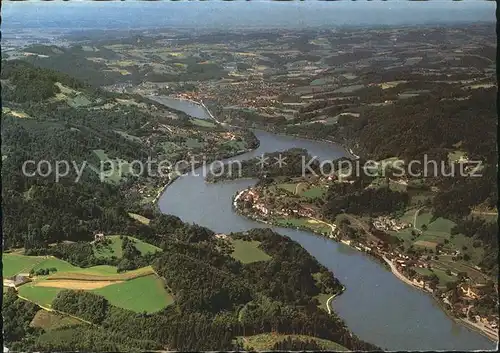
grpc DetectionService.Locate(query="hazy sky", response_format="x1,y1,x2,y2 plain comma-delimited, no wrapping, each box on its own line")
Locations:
3,0,495,31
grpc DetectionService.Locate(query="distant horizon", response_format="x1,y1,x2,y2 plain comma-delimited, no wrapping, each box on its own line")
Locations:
3,0,495,32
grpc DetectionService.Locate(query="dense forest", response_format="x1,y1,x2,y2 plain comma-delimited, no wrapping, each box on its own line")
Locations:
206,148,323,182
1,60,230,249
266,85,497,165
323,186,409,220
3,227,380,351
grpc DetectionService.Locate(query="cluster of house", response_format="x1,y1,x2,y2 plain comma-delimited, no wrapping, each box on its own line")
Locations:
92,232,106,244
3,274,31,289
235,189,268,216
235,187,499,335
202,80,287,110
221,132,237,141
372,216,411,232
236,188,318,220
173,92,198,102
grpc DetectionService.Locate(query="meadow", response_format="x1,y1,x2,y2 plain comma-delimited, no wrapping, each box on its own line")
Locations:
93,235,161,259
47,265,154,281
3,254,47,277
230,239,271,264
234,333,348,351
276,182,326,199
16,265,171,313
190,117,216,128
3,254,84,278
276,217,332,235
313,292,332,312
18,285,63,308
128,212,151,225
89,149,132,184
93,274,174,313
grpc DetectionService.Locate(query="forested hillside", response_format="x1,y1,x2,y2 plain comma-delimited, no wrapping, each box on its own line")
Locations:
1,60,252,249
4,222,379,351
2,61,377,351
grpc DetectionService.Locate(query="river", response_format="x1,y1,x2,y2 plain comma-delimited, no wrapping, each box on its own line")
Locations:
157,97,495,351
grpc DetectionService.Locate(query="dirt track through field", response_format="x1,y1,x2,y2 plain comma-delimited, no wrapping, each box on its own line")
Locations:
35,280,122,290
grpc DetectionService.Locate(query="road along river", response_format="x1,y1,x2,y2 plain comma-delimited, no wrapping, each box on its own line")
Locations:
156,98,495,351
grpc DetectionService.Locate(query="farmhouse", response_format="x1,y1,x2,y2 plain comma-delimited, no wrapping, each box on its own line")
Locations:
4,274,31,288
372,216,410,231
94,232,105,242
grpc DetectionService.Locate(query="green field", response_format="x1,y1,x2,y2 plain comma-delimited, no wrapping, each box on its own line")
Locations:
300,186,327,199
432,268,459,286
277,183,298,194
18,273,172,313
190,118,216,128
93,275,173,313
230,240,271,264
276,217,332,235
414,214,459,246
68,95,92,108
3,254,46,277
391,210,484,268
224,140,247,150
90,149,132,184
313,292,332,312
397,209,417,225
235,333,348,351
311,78,327,86
432,256,488,283
414,211,433,229
128,212,151,225
93,235,161,259
53,83,92,108
389,228,414,246
55,265,119,276
18,285,62,308
413,267,434,277
32,257,79,273
2,253,139,279
276,182,325,199
3,254,82,277
48,265,154,281
184,137,205,149
447,150,467,163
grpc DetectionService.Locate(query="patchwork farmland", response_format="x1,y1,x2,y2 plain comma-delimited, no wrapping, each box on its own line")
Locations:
3,238,172,315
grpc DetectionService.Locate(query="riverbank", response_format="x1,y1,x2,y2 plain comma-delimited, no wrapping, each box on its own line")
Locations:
233,191,498,343
153,97,496,349
232,191,392,271
251,128,360,161
382,256,498,342
327,285,346,315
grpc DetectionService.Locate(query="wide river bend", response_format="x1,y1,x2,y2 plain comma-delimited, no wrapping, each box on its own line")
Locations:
157,98,495,351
